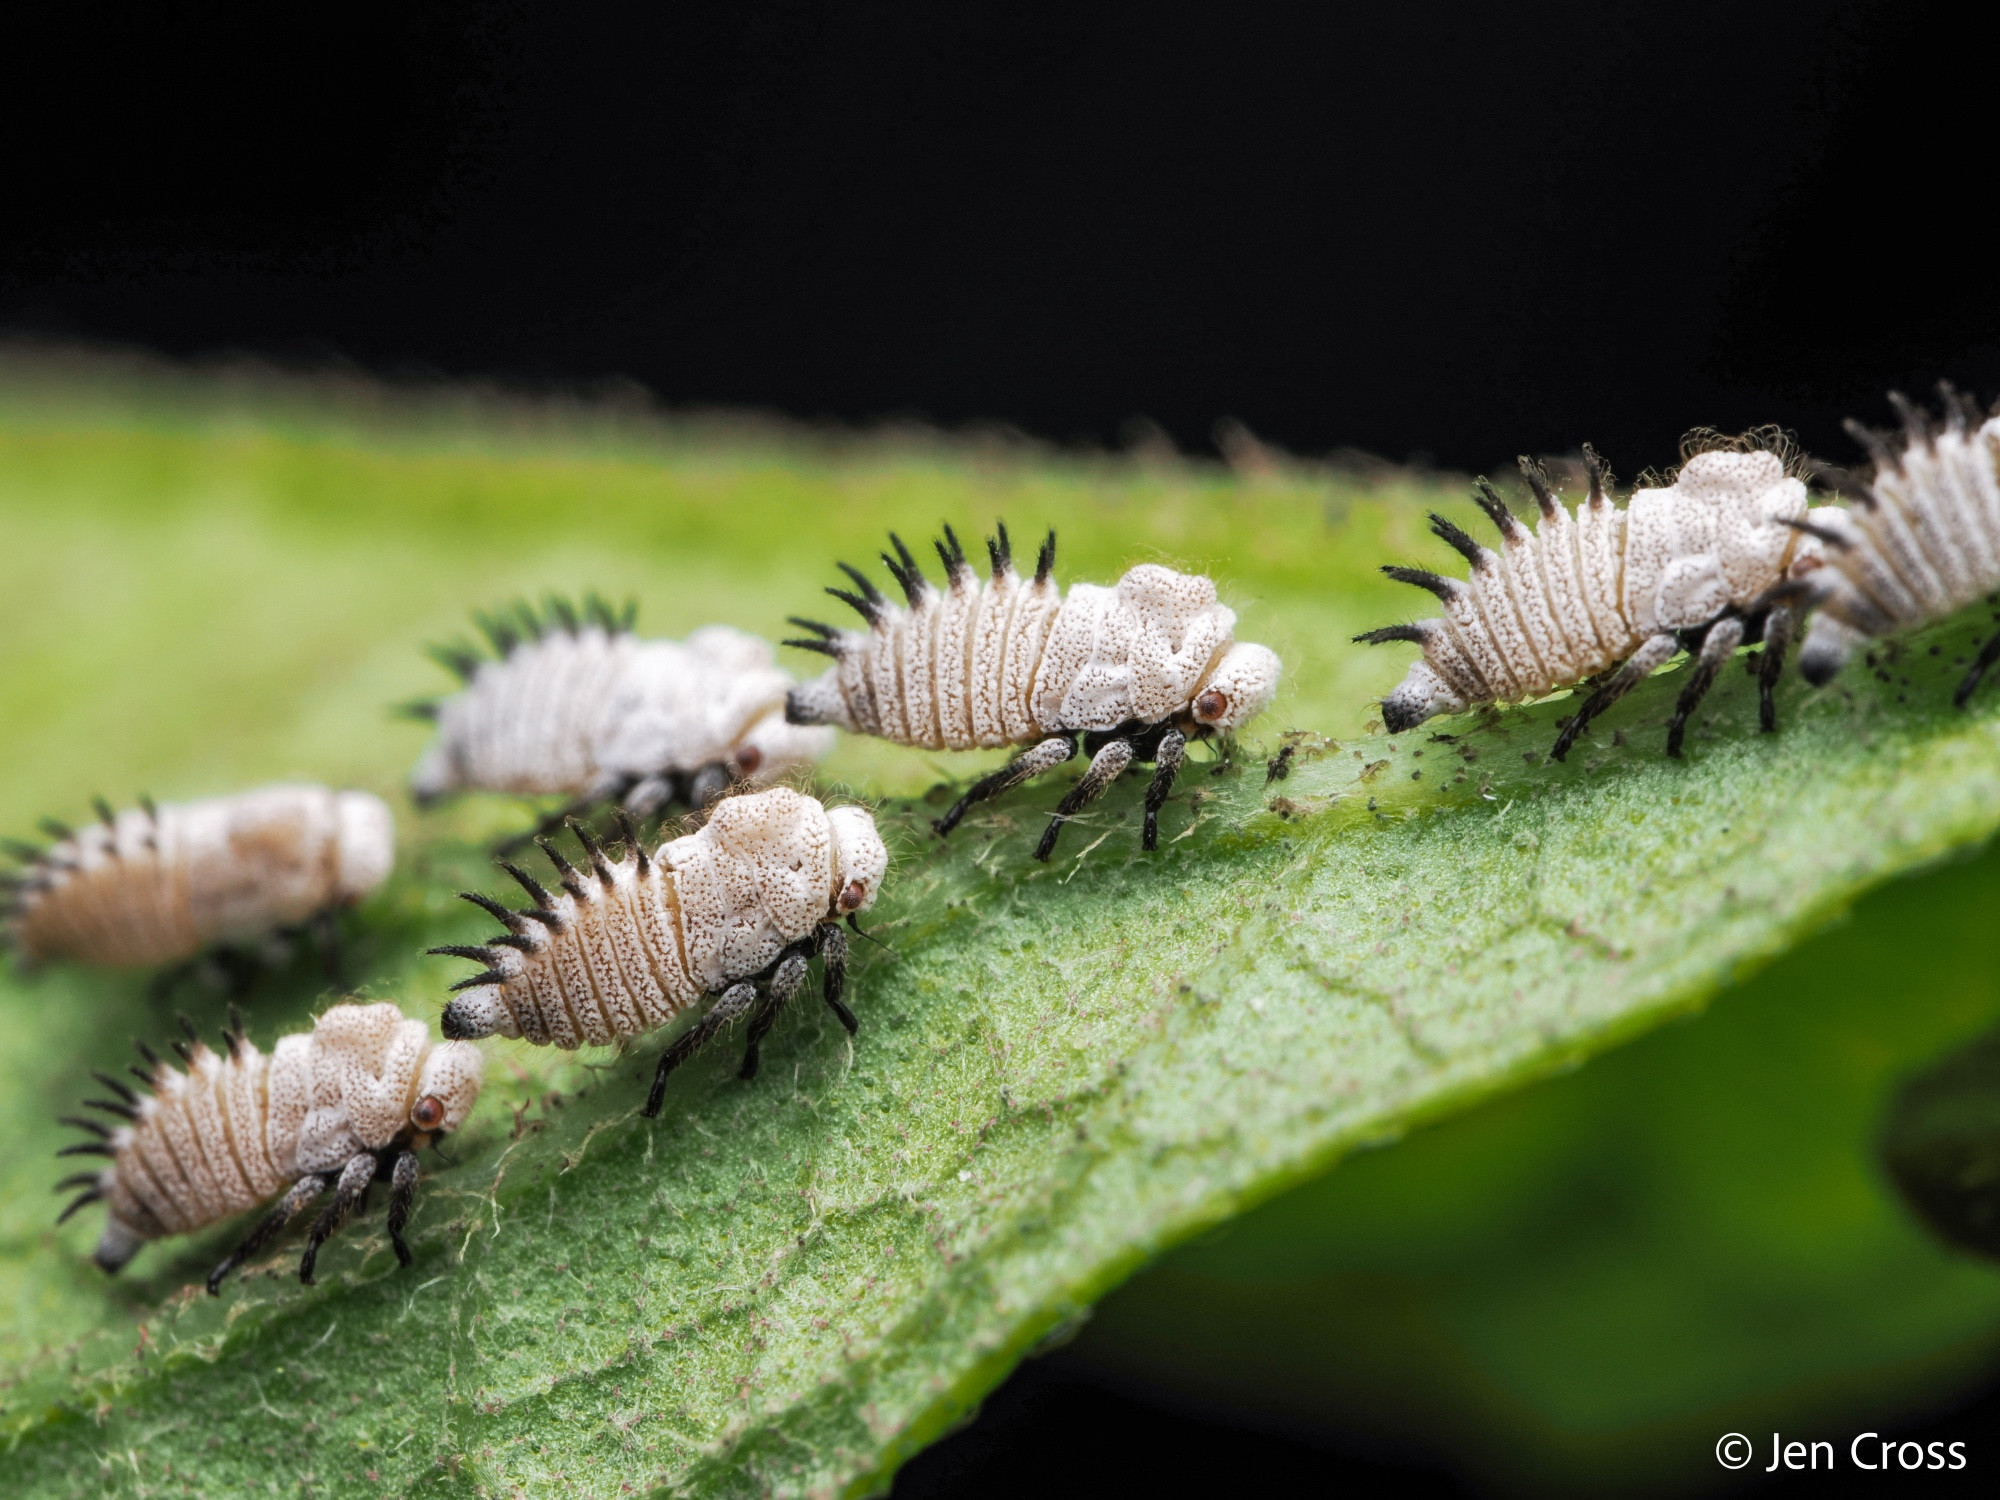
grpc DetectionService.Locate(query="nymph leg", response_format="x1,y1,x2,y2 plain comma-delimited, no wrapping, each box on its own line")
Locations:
299,1152,379,1285
1034,738,1135,862
1666,616,1746,758
1141,728,1187,852
1757,603,1796,733
737,954,811,1082
385,1149,421,1268
644,982,759,1117
206,1174,329,1294
933,736,1077,837
1956,627,2000,707
1550,632,1680,762
816,922,856,1034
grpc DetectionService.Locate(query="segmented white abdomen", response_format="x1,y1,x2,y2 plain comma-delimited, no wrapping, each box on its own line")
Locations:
1796,391,2000,691
3,785,394,967
784,526,1281,745
58,1002,483,1273
1364,445,1830,732
437,787,887,1048
408,601,833,805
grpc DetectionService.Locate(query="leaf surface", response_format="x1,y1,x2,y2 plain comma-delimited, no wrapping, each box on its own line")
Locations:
5,364,2000,1497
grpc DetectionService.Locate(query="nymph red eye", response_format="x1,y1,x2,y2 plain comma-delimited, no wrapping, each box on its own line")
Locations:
1194,689,1229,722
732,744,764,776
412,1095,446,1131
838,879,867,912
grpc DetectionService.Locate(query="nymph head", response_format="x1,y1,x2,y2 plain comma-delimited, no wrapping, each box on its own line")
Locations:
1190,643,1283,731
409,1040,485,1136
826,804,888,917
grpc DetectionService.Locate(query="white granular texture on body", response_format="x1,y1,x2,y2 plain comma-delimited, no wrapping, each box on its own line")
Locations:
1373,449,1835,731
7,785,394,966
85,1002,482,1271
789,548,1280,745
1796,399,2000,684
445,787,886,1048
410,623,833,800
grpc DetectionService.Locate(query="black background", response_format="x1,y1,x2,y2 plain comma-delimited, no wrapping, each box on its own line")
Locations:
5,2,1997,476
8,3,1998,1492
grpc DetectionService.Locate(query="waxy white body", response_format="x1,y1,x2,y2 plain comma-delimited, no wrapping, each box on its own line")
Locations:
789,555,1280,746
1376,449,1837,732
1796,399,2000,685
6,785,394,967
84,1002,482,1272
441,787,887,1048
411,622,833,803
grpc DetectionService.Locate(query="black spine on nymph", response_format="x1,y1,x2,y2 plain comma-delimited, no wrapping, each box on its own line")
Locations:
988,520,1013,579
830,562,887,626
536,837,588,901
615,809,650,877
1886,390,1933,448
473,608,521,658
428,943,497,963
567,817,618,887
138,794,158,824
1354,622,1430,646
91,1070,136,1105
1382,564,1459,602
92,797,117,832
462,888,530,933
4,838,42,866
1843,417,1898,476
500,864,556,912
427,642,483,684
936,524,968,580
1035,530,1057,584
39,818,72,842
1429,513,1486,568
1582,443,1609,501
1472,480,1526,544
1518,457,1562,520
782,616,843,659
1783,516,1853,550
1939,381,1985,432
450,967,509,992
880,534,927,606
546,595,581,634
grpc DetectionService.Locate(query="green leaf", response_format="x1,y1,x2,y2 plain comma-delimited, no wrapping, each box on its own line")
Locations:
5,362,2000,1496
1072,829,2000,1492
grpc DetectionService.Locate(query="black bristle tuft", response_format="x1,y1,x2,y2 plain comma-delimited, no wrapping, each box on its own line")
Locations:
519,907,564,930
491,933,536,952
427,643,484,683
428,944,497,963
786,616,837,639
1034,530,1056,584
58,1115,111,1139
537,836,586,899
133,1038,160,1068
170,1039,192,1066
1886,391,1932,446
1354,623,1430,645
568,817,618,886
1382,565,1458,602
393,698,442,722
497,861,553,908
1582,443,1610,498
1844,418,1898,473
460,889,527,932
2,839,42,865
548,595,580,633
56,1189,102,1225
91,1070,137,1104
1429,513,1485,567
1517,457,1560,518
84,1097,137,1121
615,809,649,876
988,520,1013,578
139,793,158,823
473,609,522,657
93,797,118,830
38,818,73,842
783,637,843,659
53,1171,102,1192
450,969,510,992
1471,479,1521,539
827,587,879,626
56,1141,116,1159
